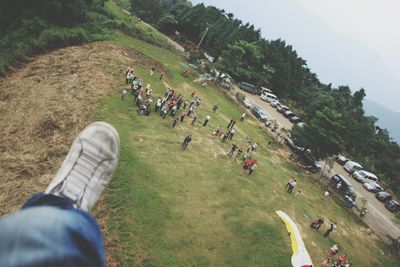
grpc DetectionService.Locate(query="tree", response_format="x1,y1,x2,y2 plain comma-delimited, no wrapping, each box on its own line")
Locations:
130,0,162,23
157,13,178,35
291,107,345,159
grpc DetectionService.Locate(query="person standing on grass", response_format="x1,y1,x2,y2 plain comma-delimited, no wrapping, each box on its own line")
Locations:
180,111,186,123
182,134,192,150
235,148,243,160
160,71,165,80
240,113,246,122
287,179,296,193
248,161,257,175
230,120,236,131
228,143,238,158
221,132,229,143
191,112,198,126
228,128,236,140
150,66,155,76
286,177,295,189
227,119,234,129
172,116,179,128
212,102,218,114
323,222,337,238
155,97,162,112
161,104,169,119
125,67,131,84
243,158,252,172
251,142,258,152
203,115,211,127
121,89,127,100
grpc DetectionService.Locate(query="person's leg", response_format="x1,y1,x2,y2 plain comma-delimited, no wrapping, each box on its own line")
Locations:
0,205,104,267
0,122,119,267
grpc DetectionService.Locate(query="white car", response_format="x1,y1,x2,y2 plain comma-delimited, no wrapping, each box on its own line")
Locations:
242,98,253,109
363,182,383,193
270,100,280,107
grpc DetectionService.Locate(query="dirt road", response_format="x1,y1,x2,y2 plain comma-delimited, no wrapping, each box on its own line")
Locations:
236,86,400,244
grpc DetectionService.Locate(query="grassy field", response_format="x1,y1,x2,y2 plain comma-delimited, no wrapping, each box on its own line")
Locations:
91,31,398,266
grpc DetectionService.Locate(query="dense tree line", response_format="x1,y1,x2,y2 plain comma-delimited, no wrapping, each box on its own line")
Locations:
130,0,400,197
0,0,104,31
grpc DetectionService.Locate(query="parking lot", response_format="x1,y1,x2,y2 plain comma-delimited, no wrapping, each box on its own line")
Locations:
235,85,400,243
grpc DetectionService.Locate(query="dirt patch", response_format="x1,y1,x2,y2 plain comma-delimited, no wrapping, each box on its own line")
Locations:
0,41,157,216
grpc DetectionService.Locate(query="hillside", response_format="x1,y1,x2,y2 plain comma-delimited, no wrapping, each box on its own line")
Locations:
1,1,400,266
364,99,400,144
1,33,398,265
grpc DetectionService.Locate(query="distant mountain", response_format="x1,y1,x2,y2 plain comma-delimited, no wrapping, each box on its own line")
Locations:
364,99,400,144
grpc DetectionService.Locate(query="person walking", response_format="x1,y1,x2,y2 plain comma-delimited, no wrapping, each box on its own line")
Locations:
323,222,337,238
159,71,165,80
228,143,238,158
150,66,155,76
240,113,246,122
203,115,211,127
182,134,192,150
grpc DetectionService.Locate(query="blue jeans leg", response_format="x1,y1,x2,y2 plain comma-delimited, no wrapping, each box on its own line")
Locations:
0,193,105,267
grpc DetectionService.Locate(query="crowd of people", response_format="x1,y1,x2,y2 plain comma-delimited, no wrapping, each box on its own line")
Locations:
123,66,355,266
122,66,261,176
322,244,353,266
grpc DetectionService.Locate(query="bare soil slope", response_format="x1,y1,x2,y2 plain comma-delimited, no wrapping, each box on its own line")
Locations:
0,41,154,215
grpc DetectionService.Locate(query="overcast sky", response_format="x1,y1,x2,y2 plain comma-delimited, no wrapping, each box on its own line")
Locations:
191,0,400,112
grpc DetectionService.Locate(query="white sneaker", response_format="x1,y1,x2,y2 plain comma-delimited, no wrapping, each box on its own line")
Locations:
45,122,120,212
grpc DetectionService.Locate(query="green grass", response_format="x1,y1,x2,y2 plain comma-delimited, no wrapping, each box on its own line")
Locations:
94,33,399,266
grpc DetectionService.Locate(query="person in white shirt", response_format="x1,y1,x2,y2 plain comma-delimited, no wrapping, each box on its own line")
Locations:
203,115,211,127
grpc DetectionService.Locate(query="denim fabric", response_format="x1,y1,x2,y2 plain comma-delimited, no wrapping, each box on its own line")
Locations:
0,193,105,267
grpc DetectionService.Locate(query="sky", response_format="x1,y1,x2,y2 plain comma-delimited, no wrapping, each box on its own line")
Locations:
191,0,400,113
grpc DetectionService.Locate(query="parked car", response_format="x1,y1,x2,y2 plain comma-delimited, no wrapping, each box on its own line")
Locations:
241,97,253,109
283,110,296,118
260,86,272,94
260,92,278,103
375,191,392,203
290,116,302,123
385,200,400,212
277,104,289,113
329,174,357,201
363,182,383,193
343,160,363,173
336,155,349,165
270,100,280,108
353,170,378,183
251,106,268,122
238,82,258,94
283,136,303,153
300,149,321,173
